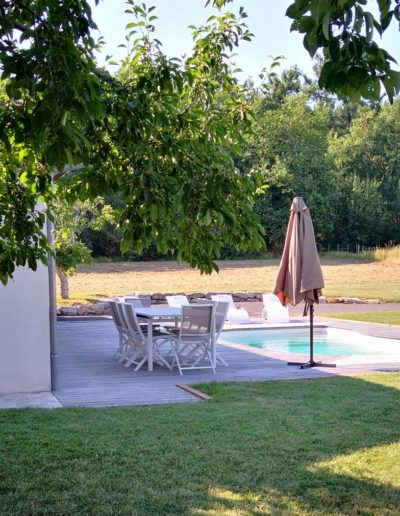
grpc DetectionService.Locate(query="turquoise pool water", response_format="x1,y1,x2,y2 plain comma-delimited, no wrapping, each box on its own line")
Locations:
221,328,400,356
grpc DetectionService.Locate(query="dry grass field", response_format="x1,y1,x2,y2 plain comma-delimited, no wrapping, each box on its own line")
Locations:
57,259,400,304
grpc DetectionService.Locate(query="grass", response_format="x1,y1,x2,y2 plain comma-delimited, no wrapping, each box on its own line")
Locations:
1,373,400,514
323,311,400,326
371,245,400,264
57,258,400,304
321,246,400,265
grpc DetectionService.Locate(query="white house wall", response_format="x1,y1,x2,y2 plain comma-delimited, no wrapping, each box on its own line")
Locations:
0,263,51,394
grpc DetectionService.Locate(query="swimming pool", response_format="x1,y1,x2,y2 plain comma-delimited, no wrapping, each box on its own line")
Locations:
221,327,400,356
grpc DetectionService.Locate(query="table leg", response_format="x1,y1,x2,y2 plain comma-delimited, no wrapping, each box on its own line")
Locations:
147,319,153,372
211,317,216,368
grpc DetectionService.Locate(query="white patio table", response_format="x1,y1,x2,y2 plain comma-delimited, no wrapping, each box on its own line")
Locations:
135,307,180,372
135,306,216,372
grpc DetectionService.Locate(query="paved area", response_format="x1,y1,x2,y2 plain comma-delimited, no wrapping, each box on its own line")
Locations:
1,302,399,409
0,391,62,409
239,301,400,318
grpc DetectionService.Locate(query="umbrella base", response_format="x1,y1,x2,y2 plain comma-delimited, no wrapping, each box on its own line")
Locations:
288,360,336,369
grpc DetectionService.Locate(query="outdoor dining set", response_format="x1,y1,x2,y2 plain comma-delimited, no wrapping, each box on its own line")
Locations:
109,296,231,375
109,289,294,375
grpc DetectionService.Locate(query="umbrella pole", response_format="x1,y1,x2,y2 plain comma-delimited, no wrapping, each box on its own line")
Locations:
310,303,314,363
288,302,336,369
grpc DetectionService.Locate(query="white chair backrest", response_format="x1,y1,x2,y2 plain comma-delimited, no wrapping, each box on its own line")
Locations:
194,299,228,338
109,301,124,330
115,302,130,333
180,304,214,337
193,298,215,305
211,294,236,310
119,296,151,307
166,295,190,308
121,303,146,342
214,301,229,337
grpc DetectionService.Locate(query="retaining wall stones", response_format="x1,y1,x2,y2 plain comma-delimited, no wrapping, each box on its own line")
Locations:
57,292,383,316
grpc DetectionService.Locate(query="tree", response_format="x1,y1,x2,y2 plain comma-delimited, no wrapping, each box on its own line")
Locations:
260,65,312,106
239,93,336,250
0,0,103,283
328,100,400,244
0,1,265,284
53,195,115,299
285,0,400,102
70,4,265,273
210,0,400,102
329,172,389,245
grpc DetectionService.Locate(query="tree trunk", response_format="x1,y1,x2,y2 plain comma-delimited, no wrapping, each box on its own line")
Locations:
57,267,70,299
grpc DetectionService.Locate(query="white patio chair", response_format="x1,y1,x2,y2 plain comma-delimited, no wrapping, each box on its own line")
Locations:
194,299,229,366
118,295,151,307
165,295,190,308
109,301,130,361
262,293,290,323
169,304,215,375
211,294,251,324
121,303,172,371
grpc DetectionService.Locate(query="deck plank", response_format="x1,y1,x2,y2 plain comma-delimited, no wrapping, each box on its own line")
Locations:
53,319,400,408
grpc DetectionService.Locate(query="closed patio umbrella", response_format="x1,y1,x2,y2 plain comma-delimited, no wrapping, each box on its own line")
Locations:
274,197,335,369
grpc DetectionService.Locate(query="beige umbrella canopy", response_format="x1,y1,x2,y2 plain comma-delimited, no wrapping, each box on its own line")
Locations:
273,197,335,369
274,196,324,307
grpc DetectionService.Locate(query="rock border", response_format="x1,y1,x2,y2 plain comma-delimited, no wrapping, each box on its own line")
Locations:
57,292,384,316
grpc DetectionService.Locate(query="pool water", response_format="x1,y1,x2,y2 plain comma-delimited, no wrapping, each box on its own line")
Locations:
221,327,400,356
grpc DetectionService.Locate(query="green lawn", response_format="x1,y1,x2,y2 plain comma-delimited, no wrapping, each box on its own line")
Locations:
323,311,400,326
1,374,400,514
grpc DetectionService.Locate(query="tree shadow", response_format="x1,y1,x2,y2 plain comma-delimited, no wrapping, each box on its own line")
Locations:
170,374,400,514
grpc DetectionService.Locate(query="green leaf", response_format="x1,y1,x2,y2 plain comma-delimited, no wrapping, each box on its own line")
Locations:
328,38,341,63
322,9,331,40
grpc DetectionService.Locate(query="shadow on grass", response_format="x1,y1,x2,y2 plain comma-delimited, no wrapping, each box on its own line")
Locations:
1,374,400,514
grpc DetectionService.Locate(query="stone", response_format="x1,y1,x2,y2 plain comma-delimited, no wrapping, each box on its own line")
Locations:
77,304,88,316
233,292,248,300
93,302,110,315
59,306,78,316
83,303,96,314
151,293,166,300
338,297,363,304
188,292,205,300
246,292,257,300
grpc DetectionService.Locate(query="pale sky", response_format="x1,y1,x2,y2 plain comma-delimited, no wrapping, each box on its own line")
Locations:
89,0,400,82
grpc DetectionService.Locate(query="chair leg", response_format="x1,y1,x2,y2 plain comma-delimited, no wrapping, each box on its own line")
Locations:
133,353,149,371
114,334,127,360
170,342,183,375
124,347,145,368
216,352,228,367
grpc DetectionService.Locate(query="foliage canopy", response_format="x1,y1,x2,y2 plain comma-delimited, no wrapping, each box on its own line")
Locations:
211,0,400,102
0,0,265,284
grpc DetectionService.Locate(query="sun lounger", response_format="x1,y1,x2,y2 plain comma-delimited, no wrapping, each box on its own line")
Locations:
211,294,251,324
262,293,290,323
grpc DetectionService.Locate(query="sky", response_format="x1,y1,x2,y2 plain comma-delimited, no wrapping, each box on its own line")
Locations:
89,0,400,82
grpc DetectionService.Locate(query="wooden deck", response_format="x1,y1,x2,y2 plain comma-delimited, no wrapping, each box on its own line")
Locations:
53,318,400,408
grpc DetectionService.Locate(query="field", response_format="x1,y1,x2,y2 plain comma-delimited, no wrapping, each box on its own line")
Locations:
58,258,400,304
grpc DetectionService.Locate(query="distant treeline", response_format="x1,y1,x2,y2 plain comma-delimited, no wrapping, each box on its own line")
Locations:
81,66,400,260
